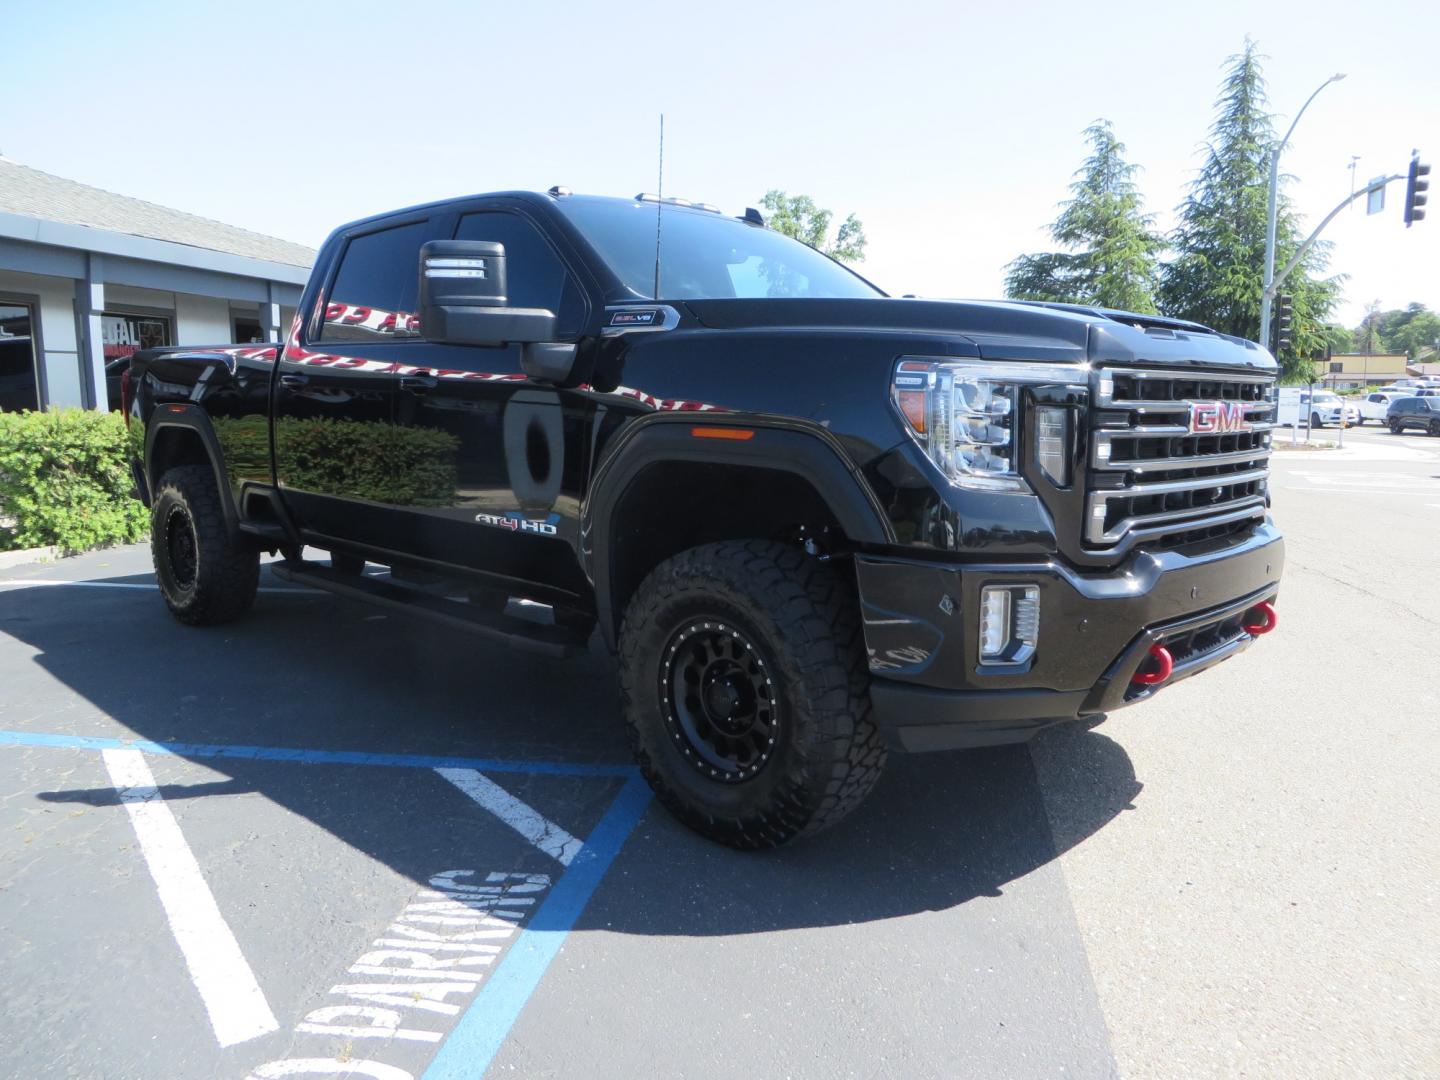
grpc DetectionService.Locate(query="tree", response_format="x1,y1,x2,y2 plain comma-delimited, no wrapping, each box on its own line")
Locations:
1356,300,1384,353
1004,120,1165,312
1354,302,1440,358
759,191,867,263
1158,40,1344,379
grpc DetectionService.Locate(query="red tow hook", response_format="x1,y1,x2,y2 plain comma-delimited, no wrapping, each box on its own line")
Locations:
1131,643,1174,687
1243,601,1278,636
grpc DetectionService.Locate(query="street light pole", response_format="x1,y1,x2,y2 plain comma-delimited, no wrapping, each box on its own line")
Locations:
1260,73,1347,351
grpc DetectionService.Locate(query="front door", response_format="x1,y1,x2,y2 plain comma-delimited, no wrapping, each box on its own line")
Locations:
386,207,595,599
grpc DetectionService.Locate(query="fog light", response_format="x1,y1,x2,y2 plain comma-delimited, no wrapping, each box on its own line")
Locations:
979,585,1040,664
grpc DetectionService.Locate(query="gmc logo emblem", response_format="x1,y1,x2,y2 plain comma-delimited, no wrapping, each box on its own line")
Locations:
1188,401,1251,434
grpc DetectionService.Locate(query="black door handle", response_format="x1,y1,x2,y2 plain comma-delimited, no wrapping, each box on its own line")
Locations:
279,374,309,388
399,375,439,392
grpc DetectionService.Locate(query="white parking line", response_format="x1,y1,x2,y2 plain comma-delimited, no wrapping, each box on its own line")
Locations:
101,748,279,1047
435,768,583,866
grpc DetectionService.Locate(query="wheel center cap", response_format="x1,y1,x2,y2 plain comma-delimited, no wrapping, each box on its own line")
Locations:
706,677,741,718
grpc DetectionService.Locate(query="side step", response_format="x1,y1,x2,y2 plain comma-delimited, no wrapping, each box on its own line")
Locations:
269,561,588,659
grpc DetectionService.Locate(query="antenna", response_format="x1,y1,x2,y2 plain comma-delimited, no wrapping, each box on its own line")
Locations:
652,113,664,300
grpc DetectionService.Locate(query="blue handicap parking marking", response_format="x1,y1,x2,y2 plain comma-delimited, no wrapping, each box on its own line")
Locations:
0,728,651,1080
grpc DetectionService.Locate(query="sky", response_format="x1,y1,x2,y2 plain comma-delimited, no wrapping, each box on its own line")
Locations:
2,0,1436,329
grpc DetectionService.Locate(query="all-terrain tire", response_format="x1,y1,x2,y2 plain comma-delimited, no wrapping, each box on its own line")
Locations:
151,464,259,626
618,540,887,849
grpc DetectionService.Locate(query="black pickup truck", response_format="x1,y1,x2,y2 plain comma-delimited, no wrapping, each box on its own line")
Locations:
125,189,1283,848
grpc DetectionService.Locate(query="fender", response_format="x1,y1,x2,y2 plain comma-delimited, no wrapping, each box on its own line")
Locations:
144,404,241,541
582,414,896,646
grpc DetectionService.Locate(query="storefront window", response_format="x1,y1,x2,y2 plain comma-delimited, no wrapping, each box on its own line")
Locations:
0,303,39,413
101,312,171,360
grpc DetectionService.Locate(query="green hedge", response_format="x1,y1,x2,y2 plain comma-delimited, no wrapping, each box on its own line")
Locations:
263,417,459,506
0,409,149,553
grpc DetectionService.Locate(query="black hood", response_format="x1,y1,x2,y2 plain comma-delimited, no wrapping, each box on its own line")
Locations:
682,297,1276,373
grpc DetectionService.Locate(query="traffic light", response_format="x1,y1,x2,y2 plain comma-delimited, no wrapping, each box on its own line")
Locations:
1273,293,1294,353
1405,154,1430,227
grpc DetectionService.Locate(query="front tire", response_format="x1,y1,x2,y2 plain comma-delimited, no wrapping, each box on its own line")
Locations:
1389,419,1404,434
618,540,886,849
151,464,259,625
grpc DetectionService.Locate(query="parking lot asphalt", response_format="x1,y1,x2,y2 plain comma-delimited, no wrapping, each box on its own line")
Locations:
1,549,1114,1079
1,423,1436,1079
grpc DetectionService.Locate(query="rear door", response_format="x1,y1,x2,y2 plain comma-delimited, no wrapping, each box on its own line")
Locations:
273,212,457,554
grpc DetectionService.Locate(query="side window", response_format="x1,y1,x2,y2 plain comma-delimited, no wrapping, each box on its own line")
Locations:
454,212,586,336
320,219,444,342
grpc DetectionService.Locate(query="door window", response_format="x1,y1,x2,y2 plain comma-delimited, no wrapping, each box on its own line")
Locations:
454,212,586,336
321,218,445,342
0,302,38,413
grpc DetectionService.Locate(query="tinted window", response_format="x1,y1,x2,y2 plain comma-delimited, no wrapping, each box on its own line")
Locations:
322,219,444,342
455,212,586,336
556,198,883,301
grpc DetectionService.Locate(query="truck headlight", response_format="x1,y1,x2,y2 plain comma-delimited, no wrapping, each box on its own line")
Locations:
892,359,1083,492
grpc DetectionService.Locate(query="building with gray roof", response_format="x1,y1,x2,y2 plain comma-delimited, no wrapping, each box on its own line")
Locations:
0,156,314,412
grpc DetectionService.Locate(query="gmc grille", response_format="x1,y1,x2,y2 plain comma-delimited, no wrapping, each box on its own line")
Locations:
1086,367,1274,549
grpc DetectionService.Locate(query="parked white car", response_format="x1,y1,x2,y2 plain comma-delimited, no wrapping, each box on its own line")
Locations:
1276,388,1361,428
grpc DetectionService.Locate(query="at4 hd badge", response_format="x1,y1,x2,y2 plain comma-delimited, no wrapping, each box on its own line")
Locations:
475,511,561,537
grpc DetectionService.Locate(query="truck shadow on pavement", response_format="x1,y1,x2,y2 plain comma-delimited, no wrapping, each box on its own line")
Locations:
6,571,1143,934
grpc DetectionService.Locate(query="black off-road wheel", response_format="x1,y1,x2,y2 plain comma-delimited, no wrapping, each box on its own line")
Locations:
1389,418,1404,434
1429,419,1440,438
618,540,887,849
150,465,259,626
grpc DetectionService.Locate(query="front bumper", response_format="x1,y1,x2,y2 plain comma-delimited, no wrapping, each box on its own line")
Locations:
857,522,1284,751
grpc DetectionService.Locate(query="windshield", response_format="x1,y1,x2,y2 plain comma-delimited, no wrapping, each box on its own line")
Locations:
1311,393,1342,404
556,199,884,301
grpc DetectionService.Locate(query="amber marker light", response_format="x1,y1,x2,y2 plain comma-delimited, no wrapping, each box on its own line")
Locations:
895,389,927,433
691,427,755,441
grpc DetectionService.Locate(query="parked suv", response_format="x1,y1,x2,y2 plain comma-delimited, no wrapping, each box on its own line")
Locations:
1387,396,1440,435
124,189,1284,848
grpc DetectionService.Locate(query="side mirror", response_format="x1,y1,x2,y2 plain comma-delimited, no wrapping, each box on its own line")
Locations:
417,240,578,384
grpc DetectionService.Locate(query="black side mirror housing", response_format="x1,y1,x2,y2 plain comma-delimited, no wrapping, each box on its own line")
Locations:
417,239,578,383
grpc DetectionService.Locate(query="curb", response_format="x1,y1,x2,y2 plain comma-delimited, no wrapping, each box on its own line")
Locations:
0,545,62,570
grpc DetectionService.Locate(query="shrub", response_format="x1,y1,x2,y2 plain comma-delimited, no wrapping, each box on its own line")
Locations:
0,409,149,553
261,417,459,506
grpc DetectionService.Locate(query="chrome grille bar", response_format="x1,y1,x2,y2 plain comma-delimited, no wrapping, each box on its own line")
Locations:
1086,365,1275,547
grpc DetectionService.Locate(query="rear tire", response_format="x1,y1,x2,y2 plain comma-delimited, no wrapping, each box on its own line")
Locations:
1429,420,1440,438
1311,411,1323,428
150,465,259,626
617,540,886,849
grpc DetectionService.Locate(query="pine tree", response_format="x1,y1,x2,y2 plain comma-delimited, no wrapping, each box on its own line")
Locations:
1158,40,1343,377
1004,121,1165,313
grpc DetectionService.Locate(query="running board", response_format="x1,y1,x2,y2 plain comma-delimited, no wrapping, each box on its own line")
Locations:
269,561,587,659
